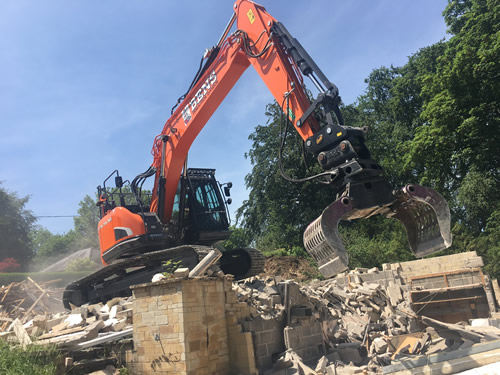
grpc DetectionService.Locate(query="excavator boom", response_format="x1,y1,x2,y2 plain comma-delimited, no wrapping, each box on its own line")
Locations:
146,0,451,277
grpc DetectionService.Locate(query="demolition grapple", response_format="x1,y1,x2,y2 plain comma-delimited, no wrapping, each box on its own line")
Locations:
304,171,451,278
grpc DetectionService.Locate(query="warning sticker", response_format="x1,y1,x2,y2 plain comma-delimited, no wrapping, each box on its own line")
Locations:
247,8,255,24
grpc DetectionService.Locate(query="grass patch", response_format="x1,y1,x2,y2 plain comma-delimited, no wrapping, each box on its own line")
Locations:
0,341,60,375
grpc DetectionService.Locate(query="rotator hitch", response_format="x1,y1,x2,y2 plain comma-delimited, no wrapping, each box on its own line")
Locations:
301,127,452,278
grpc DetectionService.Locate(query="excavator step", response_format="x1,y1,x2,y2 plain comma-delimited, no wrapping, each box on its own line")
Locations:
303,184,451,278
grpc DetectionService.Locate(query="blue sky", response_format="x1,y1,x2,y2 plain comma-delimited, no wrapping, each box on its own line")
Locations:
1,0,449,234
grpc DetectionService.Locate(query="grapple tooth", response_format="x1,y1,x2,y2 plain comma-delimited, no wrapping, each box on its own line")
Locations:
390,184,452,257
303,197,351,278
303,183,452,279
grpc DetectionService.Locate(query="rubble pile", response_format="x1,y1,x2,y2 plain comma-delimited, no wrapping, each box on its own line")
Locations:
1,296,133,344
1,252,499,374
0,292,133,373
231,268,500,374
0,278,64,329
233,277,285,319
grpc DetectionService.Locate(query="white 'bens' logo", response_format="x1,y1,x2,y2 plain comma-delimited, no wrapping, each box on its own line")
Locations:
182,70,217,125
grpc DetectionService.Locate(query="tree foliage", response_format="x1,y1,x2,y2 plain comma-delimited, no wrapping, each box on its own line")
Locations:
73,194,100,249
237,103,333,253
32,229,78,260
406,0,499,222
0,182,36,269
31,194,100,262
237,0,500,276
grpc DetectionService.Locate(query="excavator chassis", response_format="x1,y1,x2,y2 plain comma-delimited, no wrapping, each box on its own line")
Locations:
63,245,265,309
304,182,451,278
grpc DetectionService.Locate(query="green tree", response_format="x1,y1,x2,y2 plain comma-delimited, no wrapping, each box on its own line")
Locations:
405,0,499,227
222,227,251,250
33,230,77,259
344,42,447,189
237,0,500,275
30,227,54,257
237,102,333,253
402,0,499,275
73,194,100,249
0,182,36,269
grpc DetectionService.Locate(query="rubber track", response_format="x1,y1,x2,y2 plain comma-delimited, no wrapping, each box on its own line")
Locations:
63,246,265,309
63,245,208,309
242,247,266,278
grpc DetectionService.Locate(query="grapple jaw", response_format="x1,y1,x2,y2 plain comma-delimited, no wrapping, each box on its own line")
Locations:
303,180,451,278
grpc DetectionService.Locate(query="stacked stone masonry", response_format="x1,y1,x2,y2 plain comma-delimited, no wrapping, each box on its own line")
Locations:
131,278,230,375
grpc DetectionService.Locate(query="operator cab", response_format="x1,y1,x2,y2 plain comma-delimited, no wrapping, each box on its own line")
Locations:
173,168,232,244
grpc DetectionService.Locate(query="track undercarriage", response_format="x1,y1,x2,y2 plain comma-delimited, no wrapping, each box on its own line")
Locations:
63,246,264,309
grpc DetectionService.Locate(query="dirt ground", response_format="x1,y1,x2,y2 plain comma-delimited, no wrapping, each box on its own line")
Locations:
262,256,321,282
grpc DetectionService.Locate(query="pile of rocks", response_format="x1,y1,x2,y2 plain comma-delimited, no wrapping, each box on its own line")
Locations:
230,268,500,374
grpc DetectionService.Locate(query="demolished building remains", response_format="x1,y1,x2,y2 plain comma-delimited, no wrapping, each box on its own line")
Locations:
1,251,500,374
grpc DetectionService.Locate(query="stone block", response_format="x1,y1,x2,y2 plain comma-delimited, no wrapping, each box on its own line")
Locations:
464,256,484,268
284,323,325,360
228,330,257,375
172,267,190,278
371,337,388,354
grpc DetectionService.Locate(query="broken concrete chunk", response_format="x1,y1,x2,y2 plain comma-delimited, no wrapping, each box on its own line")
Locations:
32,314,48,331
264,285,279,295
355,286,376,297
109,304,122,320
106,297,122,309
111,319,127,332
64,313,84,328
315,355,328,374
100,304,110,314
387,281,403,306
151,273,166,283
173,267,190,278
116,309,133,323
371,337,388,354
45,317,63,330
464,257,483,268
337,346,363,365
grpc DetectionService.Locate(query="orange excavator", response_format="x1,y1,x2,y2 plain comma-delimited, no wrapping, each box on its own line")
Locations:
63,0,451,308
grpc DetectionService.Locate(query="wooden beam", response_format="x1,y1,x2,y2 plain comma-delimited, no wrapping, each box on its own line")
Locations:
22,290,47,323
411,295,484,305
0,283,13,303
